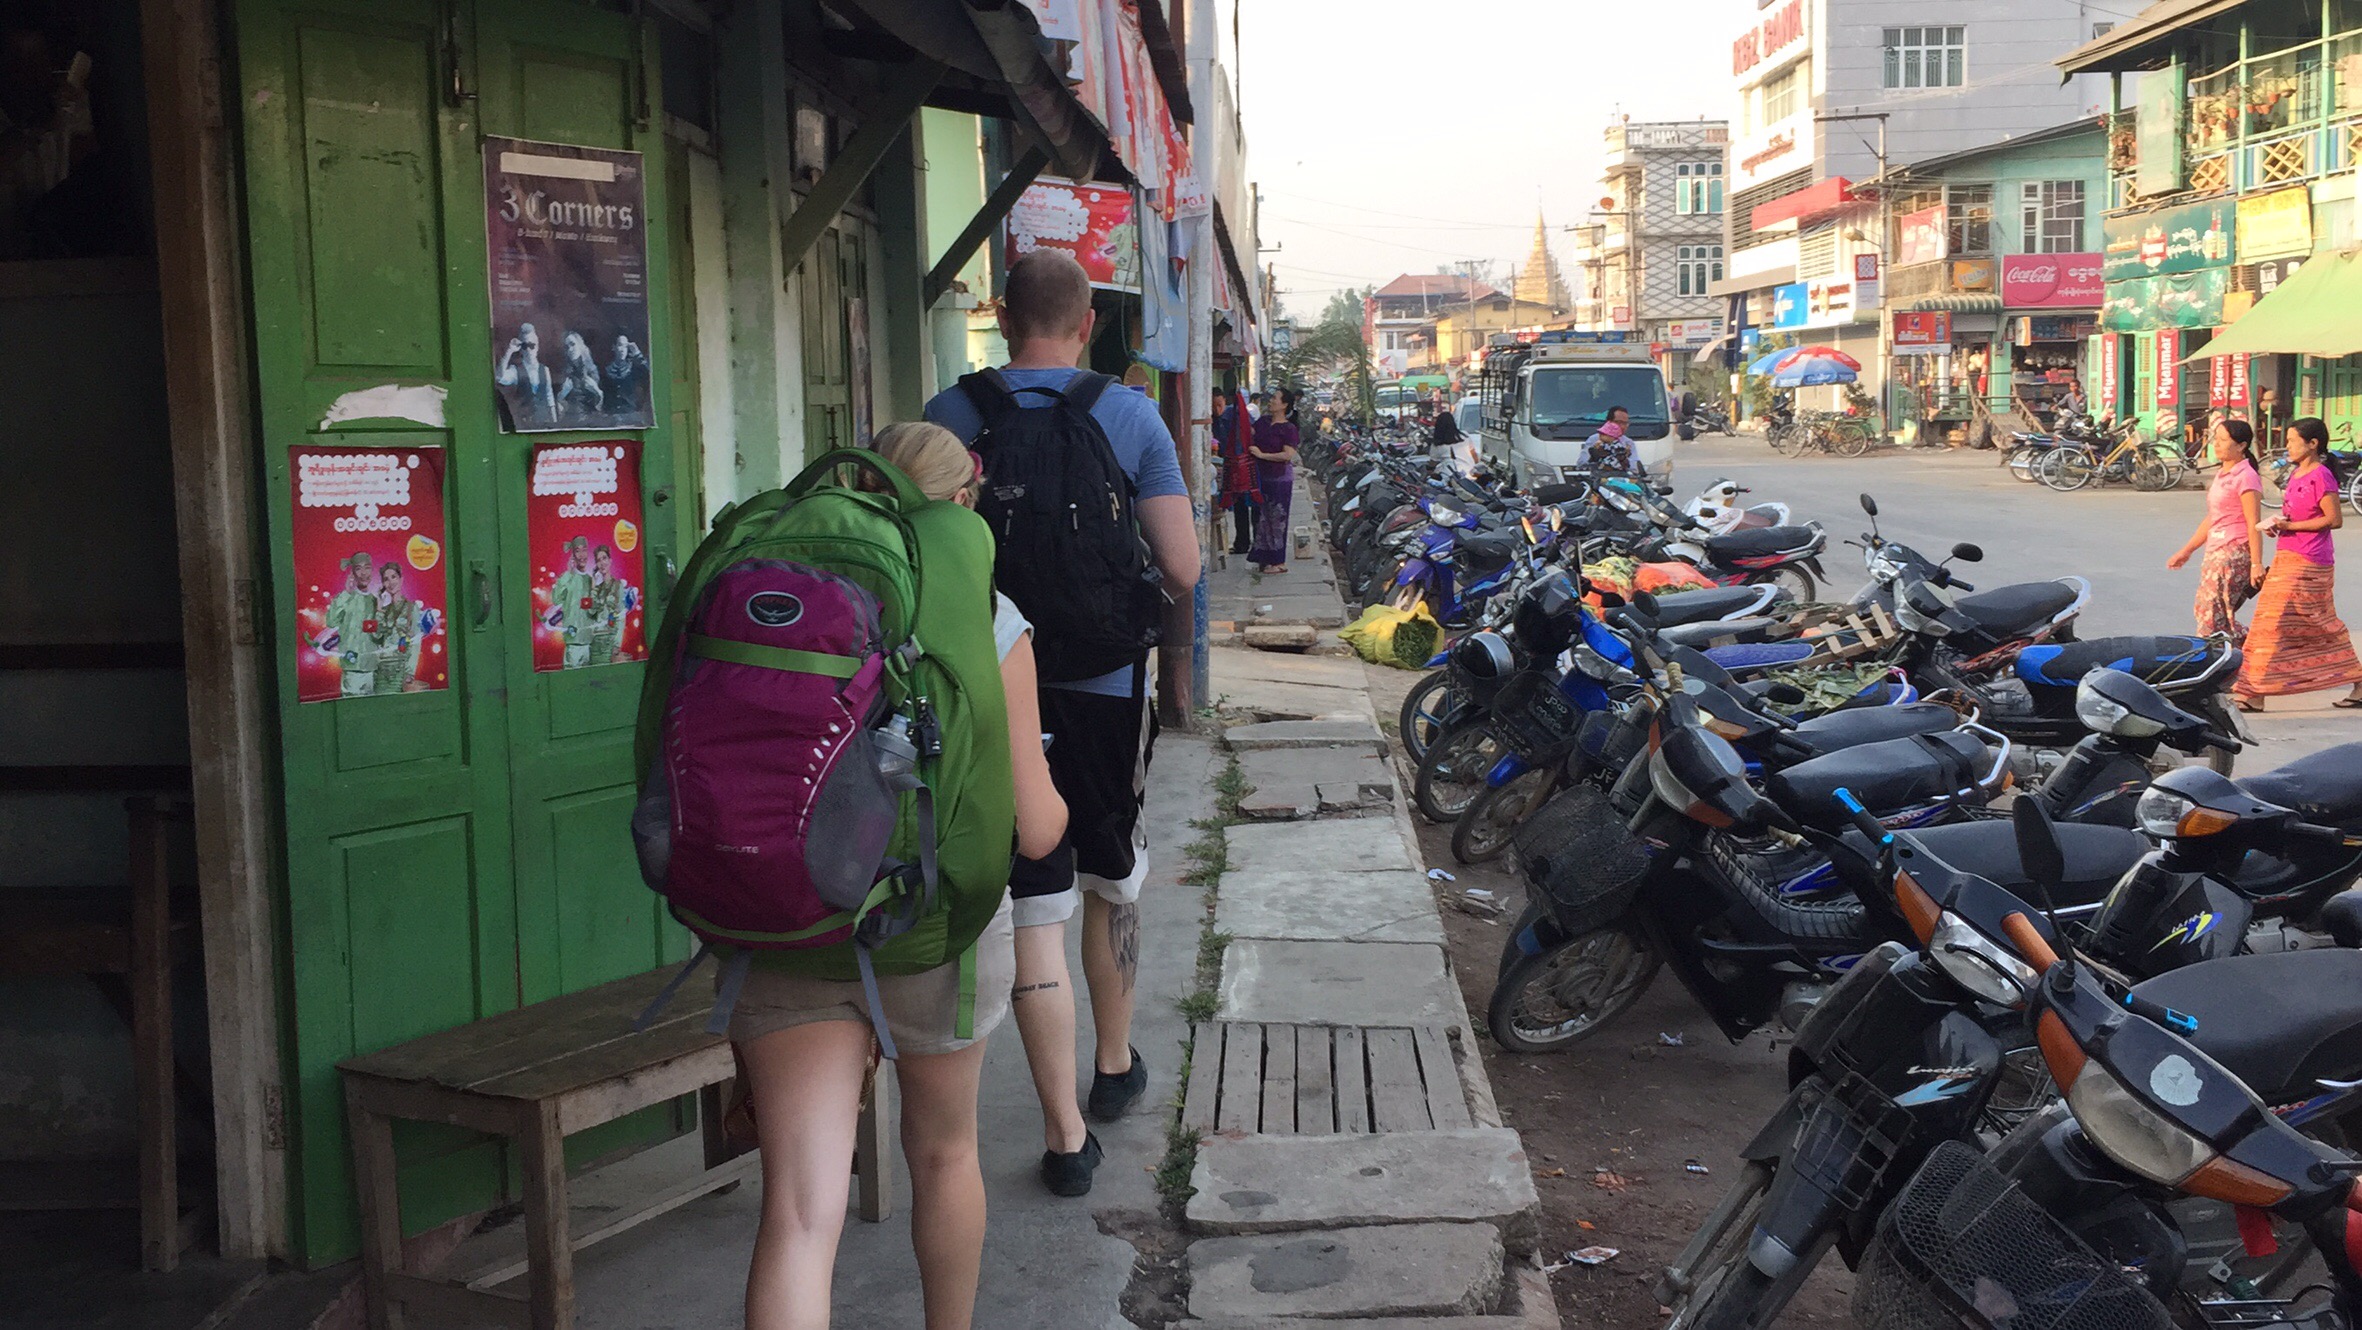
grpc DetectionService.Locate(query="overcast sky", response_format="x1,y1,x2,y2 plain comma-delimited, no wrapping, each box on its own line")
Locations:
1228,0,1758,320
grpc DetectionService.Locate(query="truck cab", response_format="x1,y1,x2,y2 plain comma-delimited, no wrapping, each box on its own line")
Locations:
1476,332,1679,488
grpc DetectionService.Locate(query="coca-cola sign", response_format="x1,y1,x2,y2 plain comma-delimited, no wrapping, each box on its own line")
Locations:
2000,252,2104,308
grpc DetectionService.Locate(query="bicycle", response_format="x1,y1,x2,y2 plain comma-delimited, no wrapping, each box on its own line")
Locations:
1768,408,1875,459
2038,419,2184,492
2261,421,2360,511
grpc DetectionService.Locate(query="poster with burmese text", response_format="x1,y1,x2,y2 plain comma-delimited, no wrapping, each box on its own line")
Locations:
289,447,450,702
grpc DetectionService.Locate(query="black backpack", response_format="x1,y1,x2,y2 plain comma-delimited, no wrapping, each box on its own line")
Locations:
958,369,1165,682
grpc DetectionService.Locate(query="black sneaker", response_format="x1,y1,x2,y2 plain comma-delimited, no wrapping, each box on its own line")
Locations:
1040,1131,1104,1197
1088,1046,1148,1121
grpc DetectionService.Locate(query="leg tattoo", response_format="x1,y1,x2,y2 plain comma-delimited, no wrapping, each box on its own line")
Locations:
1107,902,1140,995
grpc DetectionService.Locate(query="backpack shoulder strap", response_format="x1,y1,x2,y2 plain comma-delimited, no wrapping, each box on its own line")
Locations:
1060,371,1113,415
785,447,930,511
957,368,1022,431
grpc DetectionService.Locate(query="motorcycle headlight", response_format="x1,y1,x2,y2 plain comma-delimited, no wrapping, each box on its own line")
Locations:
1928,913,2039,1007
1428,502,1466,527
2075,682,2164,739
2064,1062,2216,1187
2134,786,2237,839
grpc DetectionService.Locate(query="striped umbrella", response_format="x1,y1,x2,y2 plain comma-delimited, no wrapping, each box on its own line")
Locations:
1746,345,1863,387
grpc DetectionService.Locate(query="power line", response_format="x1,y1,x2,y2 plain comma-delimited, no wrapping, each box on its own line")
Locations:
1259,186,1550,229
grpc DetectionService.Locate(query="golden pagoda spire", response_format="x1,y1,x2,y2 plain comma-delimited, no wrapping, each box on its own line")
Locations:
1515,212,1569,312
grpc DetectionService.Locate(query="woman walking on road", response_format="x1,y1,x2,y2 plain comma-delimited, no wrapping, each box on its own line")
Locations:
2168,418,2264,641
1248,387,1301,573
2234,416,2362,710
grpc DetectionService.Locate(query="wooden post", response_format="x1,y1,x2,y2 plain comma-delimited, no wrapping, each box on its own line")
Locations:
138,0,288,1260
343,1086,407,1330
128,797,177,1271
519,1102,575,1330
923,145,1050,308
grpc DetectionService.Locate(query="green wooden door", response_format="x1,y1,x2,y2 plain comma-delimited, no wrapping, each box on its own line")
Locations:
235,0,682,1264
798,223,869,461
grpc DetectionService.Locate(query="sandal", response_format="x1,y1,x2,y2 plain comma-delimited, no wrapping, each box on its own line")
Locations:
2334,694,2362,710
2235,696,2266,713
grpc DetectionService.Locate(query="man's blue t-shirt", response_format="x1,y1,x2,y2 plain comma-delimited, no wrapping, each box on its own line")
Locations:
924,367,1185,696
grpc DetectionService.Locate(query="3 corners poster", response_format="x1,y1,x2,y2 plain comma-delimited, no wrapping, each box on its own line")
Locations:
292,137,654,702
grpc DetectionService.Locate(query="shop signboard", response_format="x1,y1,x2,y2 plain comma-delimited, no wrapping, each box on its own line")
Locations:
2100,332,2121,408
2155,330,2181,407
1897,206,1947,268
2235,186,2312,262
1771,282,1809,328
1732,110,1813,191
289,447,451,702
1665,318,1724,345
2100,267,2228,331
1805,277,1856,325
526,441,649,671
1892,310,1950,354
2000,253,2104,308
2136,71,2185,199
1855,253,1880,282
2209,352,2252,407
484,137,655,433
2103,198,2235,282
2256,256,2306,295
1007,177,1141,292
1950,257,1998,292
1732,0,1808,81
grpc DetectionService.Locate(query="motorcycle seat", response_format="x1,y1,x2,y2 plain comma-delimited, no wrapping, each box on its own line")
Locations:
1954,581,2082,640
2130,949,2362,1106
1766,730,1993,829
1705,526,1818,564
1840,819,2149,911
2236,741,2362,827
2015,635,2236,690
1455,528,1522,566
1792,702,1963,756
1656,585,1780,626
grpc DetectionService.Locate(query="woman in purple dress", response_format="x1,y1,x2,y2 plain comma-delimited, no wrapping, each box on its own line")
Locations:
1248,388,1301,572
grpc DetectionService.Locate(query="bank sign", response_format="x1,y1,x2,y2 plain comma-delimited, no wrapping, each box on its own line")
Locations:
2000,253,2104,308
1733,0,1807,80
2102,199,2235,282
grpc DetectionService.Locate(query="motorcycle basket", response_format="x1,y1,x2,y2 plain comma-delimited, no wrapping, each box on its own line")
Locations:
1512,783,1652,926
1485,668,1585,765
1852,1140,2170,1330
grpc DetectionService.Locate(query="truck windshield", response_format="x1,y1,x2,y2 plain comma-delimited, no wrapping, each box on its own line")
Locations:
1528,367,1669,434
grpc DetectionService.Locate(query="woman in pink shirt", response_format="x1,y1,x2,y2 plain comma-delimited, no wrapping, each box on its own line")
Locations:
2235,416,2362,709
2167,418,2264,641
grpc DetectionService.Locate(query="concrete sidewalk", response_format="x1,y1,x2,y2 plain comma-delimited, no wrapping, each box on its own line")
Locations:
1207,473,1351,642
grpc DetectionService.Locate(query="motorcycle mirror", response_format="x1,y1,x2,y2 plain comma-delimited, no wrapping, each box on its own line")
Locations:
1765,682,1808,706
1858,494,1879,517
1655,483,1676,496
1629,589,1662,619
1950,542,1985,563
2010,797,2068,899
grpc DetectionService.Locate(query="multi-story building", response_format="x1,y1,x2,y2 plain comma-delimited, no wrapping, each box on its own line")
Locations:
2057,0,2362,441
1367,273,1499,376
1718,0,2115,415
1570,118,1731,383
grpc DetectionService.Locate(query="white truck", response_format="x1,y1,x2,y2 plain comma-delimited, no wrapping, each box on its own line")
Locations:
1475,331,1684,489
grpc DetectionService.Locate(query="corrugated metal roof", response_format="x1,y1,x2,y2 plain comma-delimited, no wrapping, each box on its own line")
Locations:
2056,0,2246,75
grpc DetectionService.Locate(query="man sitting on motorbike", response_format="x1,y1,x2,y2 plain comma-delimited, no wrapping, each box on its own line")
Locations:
1574,406,1645,477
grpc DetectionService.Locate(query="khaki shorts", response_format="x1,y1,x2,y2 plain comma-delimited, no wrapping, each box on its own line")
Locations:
726,898,1015,1057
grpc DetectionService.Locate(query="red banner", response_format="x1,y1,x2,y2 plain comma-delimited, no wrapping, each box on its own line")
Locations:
1892,310,1951,350
1897,206,1948,268
1999,253,2105,308
2155,330,2181,407
290,447,451,702
2209,352,2251,407
2100,332,2120,410
526,440,650,672
1006,177,1140,292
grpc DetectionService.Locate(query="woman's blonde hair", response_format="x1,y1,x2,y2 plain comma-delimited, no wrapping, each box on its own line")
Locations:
867,422,979,504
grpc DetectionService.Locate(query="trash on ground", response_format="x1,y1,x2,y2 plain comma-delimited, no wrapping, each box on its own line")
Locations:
1568,1246,1621,1266
1658,1031,1685,1047
1590,1169,1632,1192
1535,1166,1566,1178
1462,886,1494,899
1426,868,1456,882
1685,1160,1711,1175
1577,1219,1597,1231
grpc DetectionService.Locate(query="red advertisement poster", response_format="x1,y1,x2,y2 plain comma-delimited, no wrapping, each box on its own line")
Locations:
290,447,451,703
2100,332,2121,408
2210,352,2251,407
2155,330,2181,406
527,440,649,671
1006,177,1141,292
1999,253,2105,308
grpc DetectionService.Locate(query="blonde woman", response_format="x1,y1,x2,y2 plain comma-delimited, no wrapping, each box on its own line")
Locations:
732,422,1065,1330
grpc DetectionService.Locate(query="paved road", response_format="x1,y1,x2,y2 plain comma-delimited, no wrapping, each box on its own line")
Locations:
1672,434,2362,766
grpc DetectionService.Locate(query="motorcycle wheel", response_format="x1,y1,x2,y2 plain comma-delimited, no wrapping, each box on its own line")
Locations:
1397,670,1461,766
1767,422,1804,457
2006,445,2042,482
1452,768,1555,864
1483,925,1660,1053
2200,694,2241,776
1412,718,1502,823
1748,565,1817,603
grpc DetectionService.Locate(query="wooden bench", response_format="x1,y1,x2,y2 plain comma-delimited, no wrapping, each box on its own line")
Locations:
339,965,895,1330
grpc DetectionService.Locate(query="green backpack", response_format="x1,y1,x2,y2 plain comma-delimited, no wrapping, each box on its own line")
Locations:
631,450,1015,1052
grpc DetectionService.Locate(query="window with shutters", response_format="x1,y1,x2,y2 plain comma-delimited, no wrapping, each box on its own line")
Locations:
1947,183,1995,255
1676,162,1725,215
1677,244,1725,296
1883,26,1965,89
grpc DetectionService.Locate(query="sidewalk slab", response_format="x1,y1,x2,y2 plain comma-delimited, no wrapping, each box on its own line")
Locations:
1224,718,1387,753
1215,867,1442,945
1216,939,1459,1026
1211,648,1373,692
1225,817,1413,875
1186,1129,1541,1253
1233,750,1393,822
1186,1221,1505,1321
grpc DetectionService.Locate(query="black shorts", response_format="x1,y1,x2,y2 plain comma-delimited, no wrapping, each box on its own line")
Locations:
1010,675,1156,893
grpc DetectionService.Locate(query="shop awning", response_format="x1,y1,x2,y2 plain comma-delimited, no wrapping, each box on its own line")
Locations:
2180,250,2362,360
1750,178,1859,232
1904,293,2003,312
2056,0,2245,75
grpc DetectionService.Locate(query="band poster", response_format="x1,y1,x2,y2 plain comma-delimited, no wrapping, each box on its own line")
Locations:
484,136,654,432
527,440,648,672
290,447,451,702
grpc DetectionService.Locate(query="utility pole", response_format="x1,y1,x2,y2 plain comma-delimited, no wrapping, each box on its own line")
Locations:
1176,0,1217,724
1817,111,1889,432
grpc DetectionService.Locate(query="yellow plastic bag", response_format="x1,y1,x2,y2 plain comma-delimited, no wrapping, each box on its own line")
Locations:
1339,601,1443,670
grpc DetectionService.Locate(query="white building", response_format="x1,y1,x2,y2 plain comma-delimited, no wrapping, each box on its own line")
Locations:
1571,118,1732,383
1717,0,2115,409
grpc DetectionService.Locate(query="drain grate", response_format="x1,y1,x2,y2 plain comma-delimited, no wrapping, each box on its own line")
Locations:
1180,1022,1472,1136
